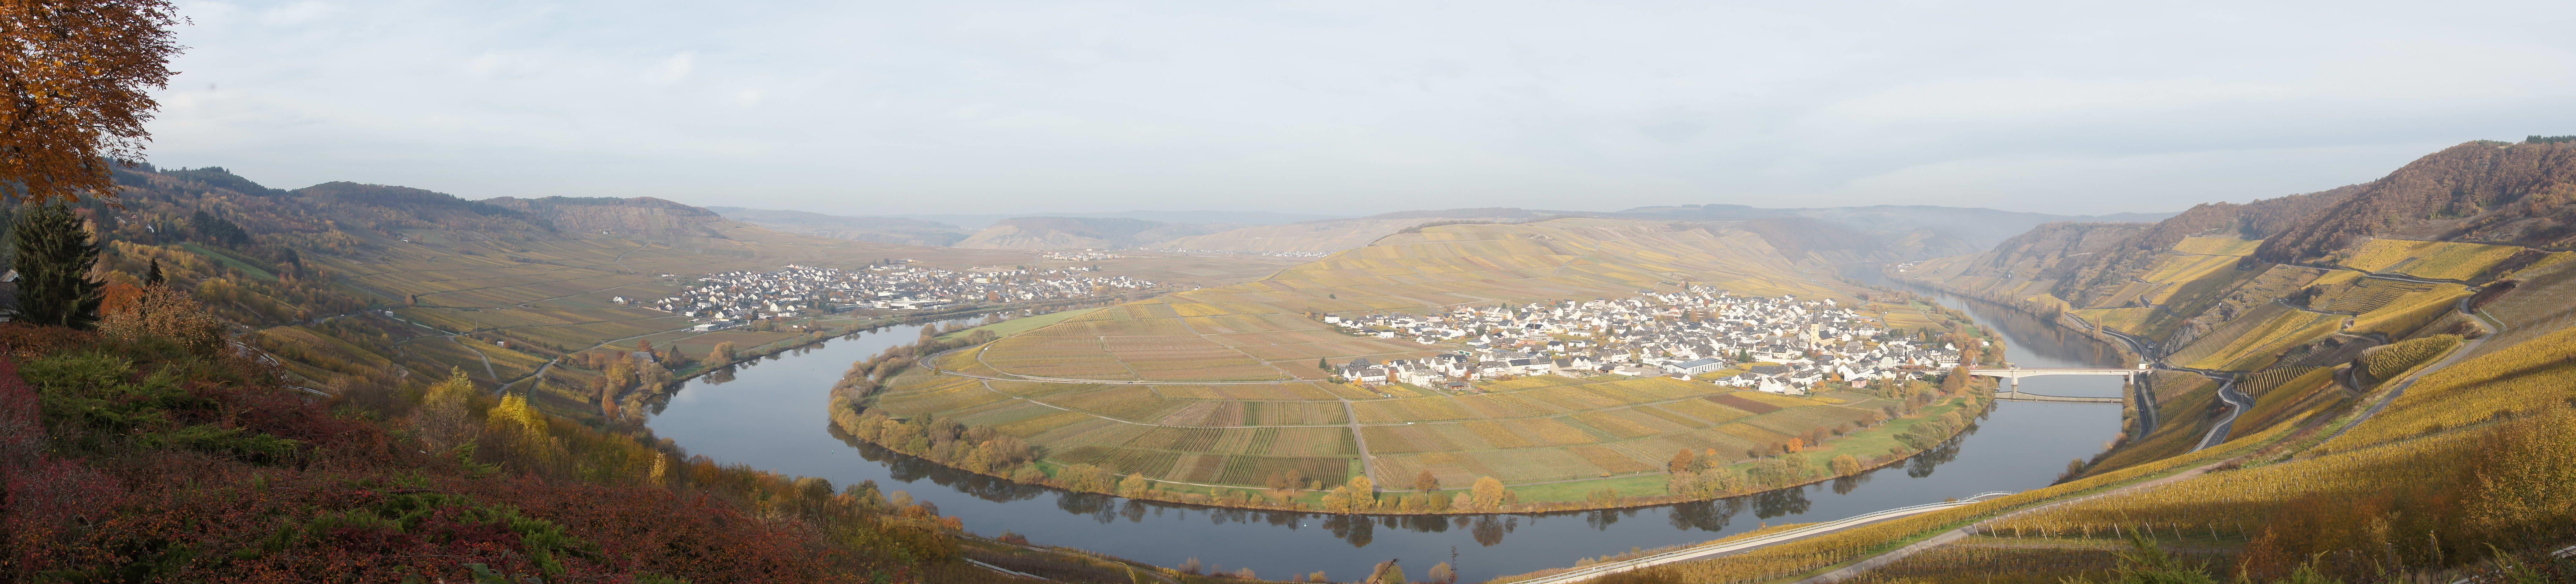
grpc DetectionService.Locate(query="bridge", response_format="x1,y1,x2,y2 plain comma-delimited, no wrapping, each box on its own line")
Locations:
1968,368,2139,404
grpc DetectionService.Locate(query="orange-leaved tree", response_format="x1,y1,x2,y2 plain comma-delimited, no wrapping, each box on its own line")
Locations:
1,0,182,203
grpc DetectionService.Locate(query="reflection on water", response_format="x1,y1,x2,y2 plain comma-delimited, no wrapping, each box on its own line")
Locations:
647,297,2130,581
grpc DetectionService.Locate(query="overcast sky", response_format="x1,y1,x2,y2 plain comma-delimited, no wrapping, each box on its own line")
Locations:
144,1,2576,216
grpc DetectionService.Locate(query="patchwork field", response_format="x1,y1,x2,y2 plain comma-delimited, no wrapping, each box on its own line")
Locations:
860,218,1933,499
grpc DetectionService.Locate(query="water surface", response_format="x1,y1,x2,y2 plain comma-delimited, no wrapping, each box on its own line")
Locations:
648,288,2127,581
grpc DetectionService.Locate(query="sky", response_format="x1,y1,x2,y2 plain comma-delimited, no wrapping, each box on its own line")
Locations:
143,0,2576,217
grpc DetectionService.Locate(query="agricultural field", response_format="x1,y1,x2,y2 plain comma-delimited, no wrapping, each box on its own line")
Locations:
2167,304,2342,372
859,218,1947,499
2170,235,2260,256
2070,307,2153,335
257,204,1306,424
2330,239,2524,281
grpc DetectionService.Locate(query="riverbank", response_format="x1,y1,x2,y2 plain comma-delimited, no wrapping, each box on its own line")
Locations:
673,297,1131,383
644,307,2124,581
1873,269,2149,366
828,330,2012,516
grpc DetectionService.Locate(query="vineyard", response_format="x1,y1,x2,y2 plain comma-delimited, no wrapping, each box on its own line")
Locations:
2311,277,2440,313
2346,284,2470,336
2167,304,2341,371
2171,236,2261,256
2323,324,2576,451
2332,239,2524,281
849,218,1993,505
2360,334,2459,380
1599,421,2296,584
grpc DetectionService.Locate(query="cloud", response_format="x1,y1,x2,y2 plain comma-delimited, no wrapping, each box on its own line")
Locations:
258,1,333,26
140,1,2576,216
651,52,693,85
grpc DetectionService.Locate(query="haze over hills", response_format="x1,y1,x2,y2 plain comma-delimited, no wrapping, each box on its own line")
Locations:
890,210,1348,230
1158,205,2179,259
719,204,2182,259
701,206,975,246
950,216,1228,250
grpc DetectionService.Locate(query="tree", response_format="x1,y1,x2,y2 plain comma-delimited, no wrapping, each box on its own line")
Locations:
1117,474,1151,498
1470,476,1509,509
1364,559,1406,584
1,0,183,203
1424,562,1456,584
709,341,737,364
13,202,101,328
1318,357,1331,371
1413,470,1439,492
1830,454,1861,476
141,257,161,285
414,368,481,451
1668,448,1698,474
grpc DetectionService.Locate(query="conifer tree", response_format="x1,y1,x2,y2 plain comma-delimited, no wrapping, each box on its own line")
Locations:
12,203,103,329
142,257,163,285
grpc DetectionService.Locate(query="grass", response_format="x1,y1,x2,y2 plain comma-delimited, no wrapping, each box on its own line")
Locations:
938,307,1105,341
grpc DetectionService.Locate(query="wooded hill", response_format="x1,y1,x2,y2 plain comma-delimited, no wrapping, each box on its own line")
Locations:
58,165,1298,429
2,164,1322,583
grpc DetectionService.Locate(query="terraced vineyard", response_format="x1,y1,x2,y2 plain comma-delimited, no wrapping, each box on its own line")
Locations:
2331,239,2522,280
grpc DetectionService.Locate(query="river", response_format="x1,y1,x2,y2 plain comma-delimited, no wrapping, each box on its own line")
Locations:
645,277,2129,582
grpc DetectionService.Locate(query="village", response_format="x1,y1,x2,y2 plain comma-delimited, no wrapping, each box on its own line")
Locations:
638,262,1155,330
1323,288,1971,395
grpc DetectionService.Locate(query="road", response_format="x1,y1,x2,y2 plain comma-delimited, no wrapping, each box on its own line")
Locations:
1341,399,1379,487
1513,492,2015,584
2316,297,2496,445
1808,296,2506,582
2195,376,2249,451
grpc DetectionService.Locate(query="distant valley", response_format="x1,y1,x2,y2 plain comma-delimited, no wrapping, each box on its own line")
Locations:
712,203,2180,260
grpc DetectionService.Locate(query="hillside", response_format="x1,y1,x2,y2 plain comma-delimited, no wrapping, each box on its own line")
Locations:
2258,138,2576,262
1742,140,2576,582
1613,204,2178,259
1148,208,1578,253
705,206,972,246
953,216,1224,250
1155,205,2176,258
72,166,1300,427
843,217,2015,513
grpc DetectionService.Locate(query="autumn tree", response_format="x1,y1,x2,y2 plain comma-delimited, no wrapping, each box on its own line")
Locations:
1,0,184,203
1668,448,1698,474
1470,476,1510,509
12,202,101,328
1830,454,1862,476
1413,469,1439,492
709,341,737,364
97,283,222,354
414,368,481,451
1424,562,1456,584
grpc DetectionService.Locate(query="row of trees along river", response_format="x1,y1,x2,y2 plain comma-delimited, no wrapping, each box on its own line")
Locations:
643,275,2131,582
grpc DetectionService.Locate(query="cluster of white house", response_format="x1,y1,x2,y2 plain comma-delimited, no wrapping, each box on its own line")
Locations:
1323,288,1971,395
1037,251,1123,261
640,263,1154,330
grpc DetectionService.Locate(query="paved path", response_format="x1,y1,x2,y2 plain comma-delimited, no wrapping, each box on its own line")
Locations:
1807,297,2506,582
1512,492,2015,584
2317,297,2495,445
1342,399,1379,487
2196,376,2248,451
